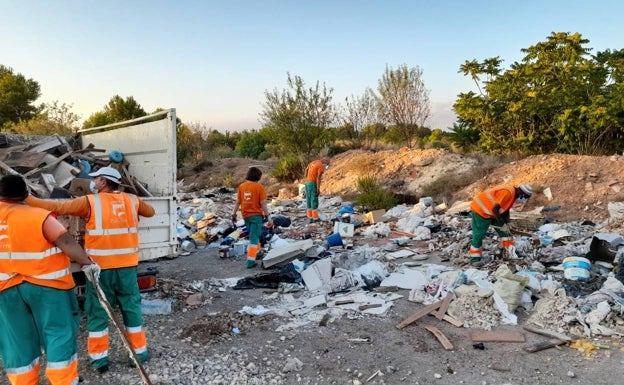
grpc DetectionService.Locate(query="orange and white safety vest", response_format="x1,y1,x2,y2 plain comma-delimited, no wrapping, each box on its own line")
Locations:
0,203,74,292
470,185,516,219
85,192,140,269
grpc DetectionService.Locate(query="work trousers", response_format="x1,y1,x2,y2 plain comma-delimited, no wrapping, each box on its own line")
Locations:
305,181,319,219
0,283,80,385
244,214,263,262
470,212,513,250
85,266,148,368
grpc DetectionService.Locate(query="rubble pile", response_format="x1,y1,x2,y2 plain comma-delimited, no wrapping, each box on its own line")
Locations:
0,133,153,198
153,183,624,350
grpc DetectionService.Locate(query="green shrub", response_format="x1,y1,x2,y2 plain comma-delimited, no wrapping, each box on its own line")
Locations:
354,176,397,211
355,189,398,212
271,156,303,181
223,173,235,188
356,176,381,193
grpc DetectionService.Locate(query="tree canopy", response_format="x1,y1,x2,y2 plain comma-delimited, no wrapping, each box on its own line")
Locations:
9,101,80,135
260,73,337,163
373,64,431,147
0,65,41,129
83,95,147,128
454,32,624,155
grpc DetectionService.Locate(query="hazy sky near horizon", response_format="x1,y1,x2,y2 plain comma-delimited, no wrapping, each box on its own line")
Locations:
2,0,623,132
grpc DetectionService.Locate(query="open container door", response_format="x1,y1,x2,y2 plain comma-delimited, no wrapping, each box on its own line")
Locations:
78,109,178,261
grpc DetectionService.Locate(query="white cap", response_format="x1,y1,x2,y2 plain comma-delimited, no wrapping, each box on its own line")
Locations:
519,184,533,196
89,166,122,184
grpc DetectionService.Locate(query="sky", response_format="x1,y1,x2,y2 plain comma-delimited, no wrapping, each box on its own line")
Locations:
2,0,623,132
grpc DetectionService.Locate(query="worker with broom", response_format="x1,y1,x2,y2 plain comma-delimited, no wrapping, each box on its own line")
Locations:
26,166,154,374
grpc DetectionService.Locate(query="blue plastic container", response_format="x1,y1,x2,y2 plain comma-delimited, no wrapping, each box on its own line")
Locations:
326,232,343,247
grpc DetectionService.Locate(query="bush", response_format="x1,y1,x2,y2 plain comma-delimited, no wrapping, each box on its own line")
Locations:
354,176,397,211
271,156,303,181
356,175,381,193
355,189,398,212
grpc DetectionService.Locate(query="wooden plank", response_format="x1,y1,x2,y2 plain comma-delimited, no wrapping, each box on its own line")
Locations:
524,338,567,353
470,330,526,343
434,293,453,320
359,304,382,311
391,230,416,238
424,325,454,350
23,150,75,177
441,314,463,327
523,324,572,342
395,300,442,329
3,151,47,169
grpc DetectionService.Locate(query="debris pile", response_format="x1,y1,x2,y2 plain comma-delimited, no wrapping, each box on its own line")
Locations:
0,133,153,198
152,183,624,356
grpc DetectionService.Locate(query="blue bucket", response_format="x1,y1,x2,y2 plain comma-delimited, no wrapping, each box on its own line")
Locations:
326,232,343,247
563,257,591,281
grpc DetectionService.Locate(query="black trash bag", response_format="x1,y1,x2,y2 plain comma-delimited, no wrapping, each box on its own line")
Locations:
233,264,301,290
272,215,292,228
585,236,616,263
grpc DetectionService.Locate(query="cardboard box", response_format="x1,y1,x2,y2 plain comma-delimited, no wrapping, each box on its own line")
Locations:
333,222,355,238
365,209,387,224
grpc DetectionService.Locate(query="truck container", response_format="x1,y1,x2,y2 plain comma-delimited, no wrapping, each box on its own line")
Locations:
77,109,178,261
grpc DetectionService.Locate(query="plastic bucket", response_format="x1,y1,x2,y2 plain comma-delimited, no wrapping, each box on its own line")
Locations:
326,232,343,247
563,257,591,281
232,240,248,257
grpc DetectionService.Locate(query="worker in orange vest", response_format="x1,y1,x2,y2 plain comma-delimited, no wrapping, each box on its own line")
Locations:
232,166,272,268
304,157,330,223
0,174,100,385
469,184,533,266
26,166,155,374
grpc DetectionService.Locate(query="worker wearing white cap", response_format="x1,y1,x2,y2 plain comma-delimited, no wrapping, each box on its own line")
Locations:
468,184,533,266
25,166,155,374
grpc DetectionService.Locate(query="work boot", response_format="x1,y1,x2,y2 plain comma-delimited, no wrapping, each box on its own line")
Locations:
246,260,257,269
469,257,485,268
95,364,109,374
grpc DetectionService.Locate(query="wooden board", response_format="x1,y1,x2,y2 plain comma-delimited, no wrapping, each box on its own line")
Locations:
424,325,454,350
524,338,567,353
470,330,526,343
395,300,442,329
434,293,453,320
441,314,463,327
523,324,572,342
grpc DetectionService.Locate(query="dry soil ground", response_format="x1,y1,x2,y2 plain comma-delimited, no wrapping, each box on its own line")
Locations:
71,249,624,385
180,149,624,224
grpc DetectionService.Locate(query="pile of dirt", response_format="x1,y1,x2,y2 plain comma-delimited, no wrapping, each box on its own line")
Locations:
179,150,624,223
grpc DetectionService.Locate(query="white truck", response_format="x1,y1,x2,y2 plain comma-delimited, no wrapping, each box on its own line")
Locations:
77,109,179,261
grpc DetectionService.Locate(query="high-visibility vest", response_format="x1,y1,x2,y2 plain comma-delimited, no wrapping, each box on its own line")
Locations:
85,192,140,269
0,203,74,292
470,185,516,219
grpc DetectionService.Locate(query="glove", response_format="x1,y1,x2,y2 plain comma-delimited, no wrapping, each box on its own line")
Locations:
82,263,101,283
231,214,237,224
506,245,519,259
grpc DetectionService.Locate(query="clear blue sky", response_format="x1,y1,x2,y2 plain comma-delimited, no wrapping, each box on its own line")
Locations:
2,0,622,132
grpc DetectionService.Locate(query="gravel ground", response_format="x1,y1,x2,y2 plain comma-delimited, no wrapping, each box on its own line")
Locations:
38,248,622,385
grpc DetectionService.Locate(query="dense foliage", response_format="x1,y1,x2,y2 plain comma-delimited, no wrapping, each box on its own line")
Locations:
455,32,624,155
0,65,41,129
